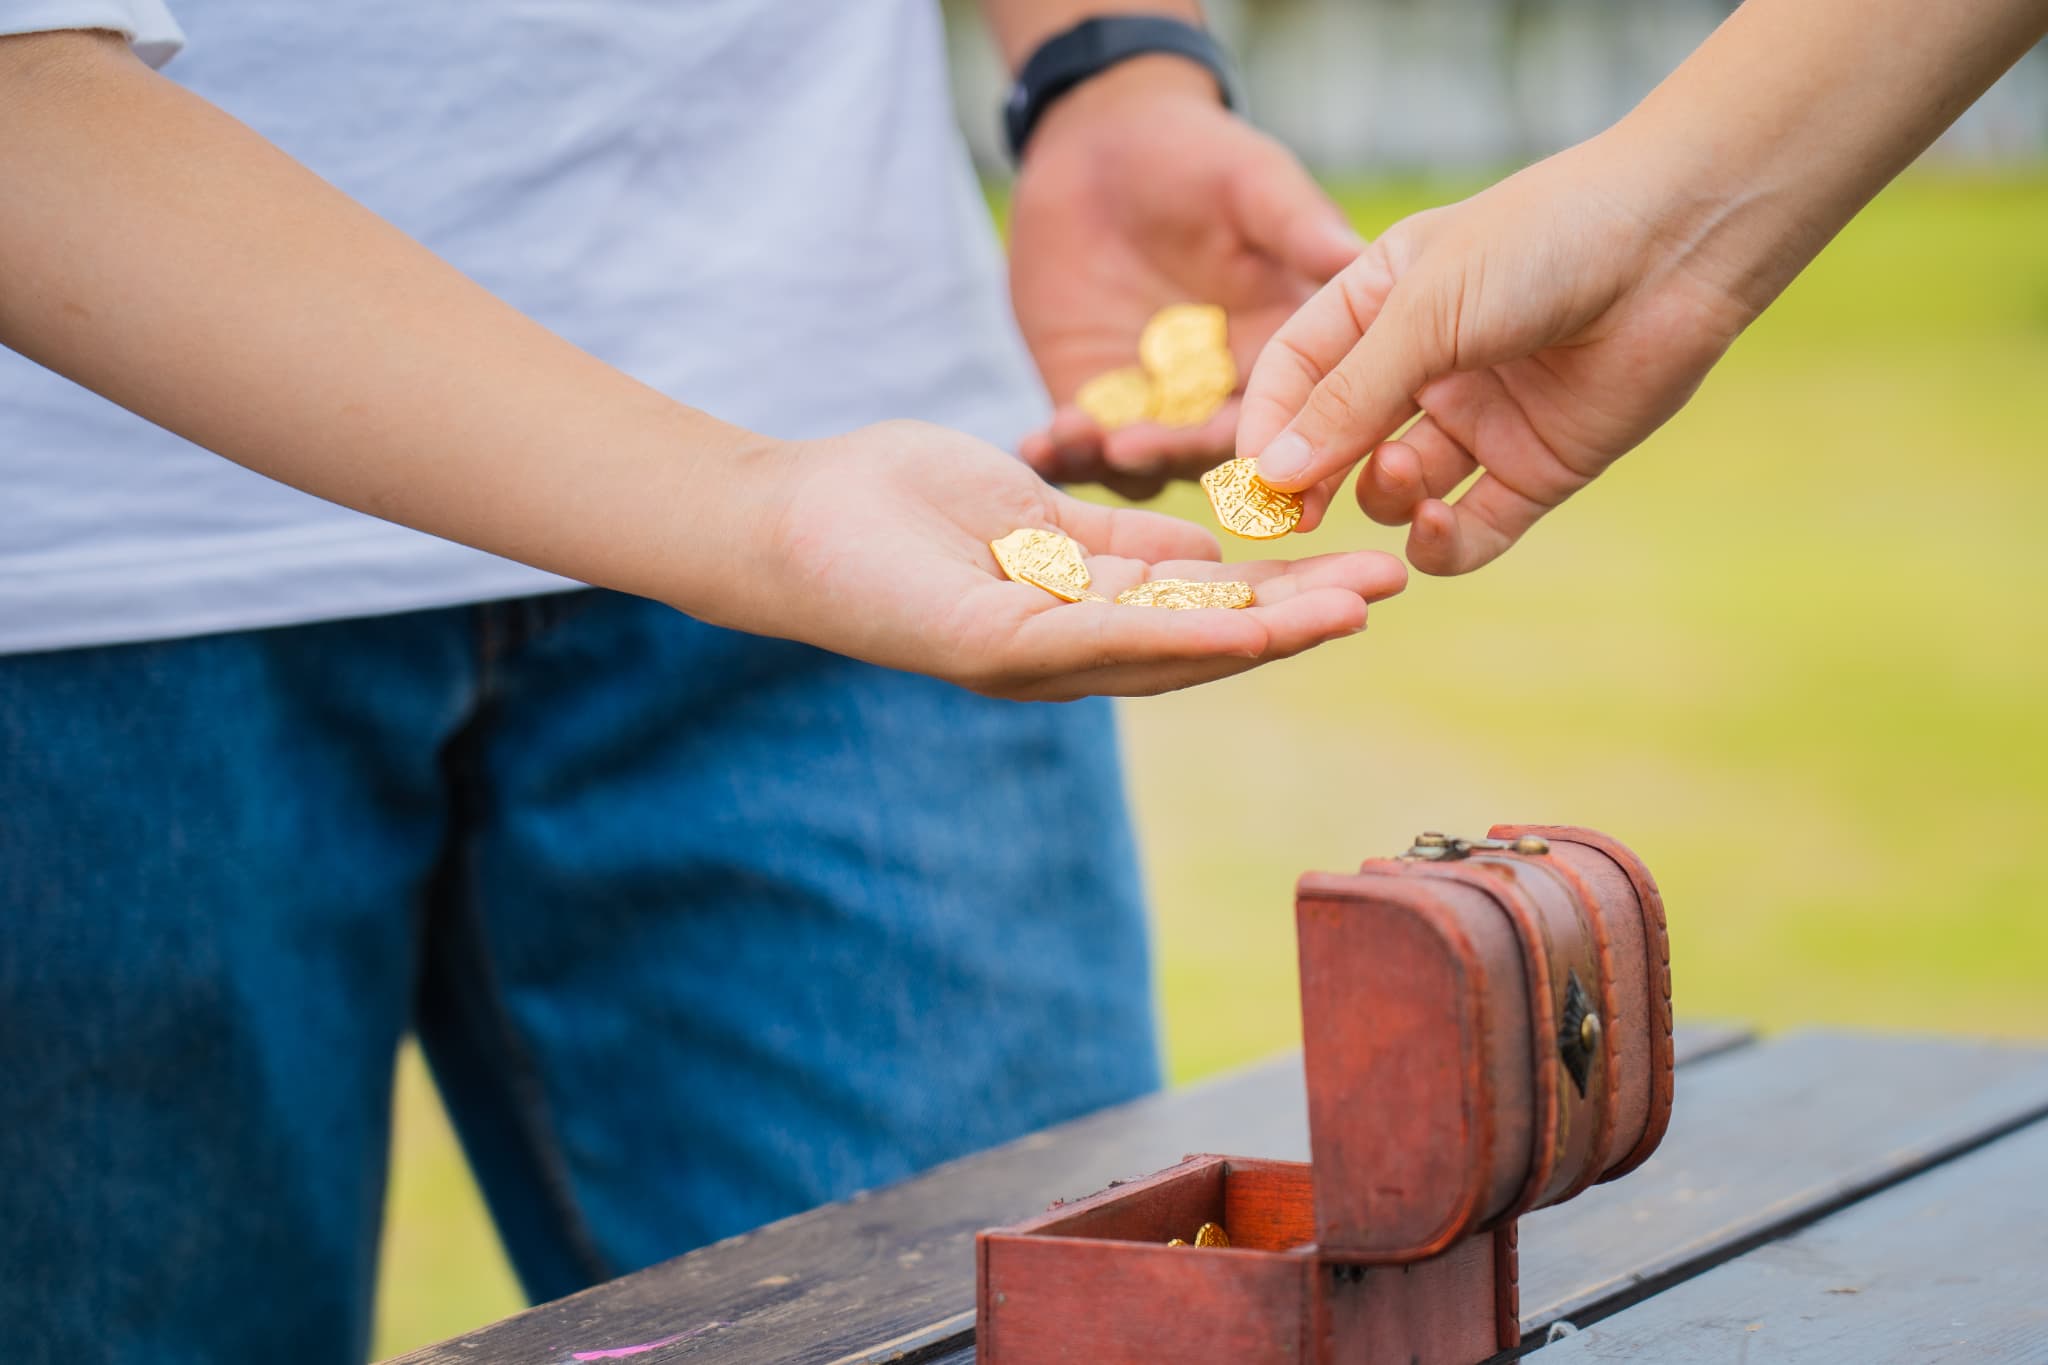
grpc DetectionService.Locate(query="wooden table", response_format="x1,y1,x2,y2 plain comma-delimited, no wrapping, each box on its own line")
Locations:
392,1027,2048,1364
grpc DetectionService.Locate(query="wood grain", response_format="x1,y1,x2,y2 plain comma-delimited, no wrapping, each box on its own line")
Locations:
1517,1032,2048,1340
1531,1118,2048,1360
390,1027,1754,1365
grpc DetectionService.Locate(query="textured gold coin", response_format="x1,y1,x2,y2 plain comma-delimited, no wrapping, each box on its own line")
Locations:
1151,350,1238,429
1200,457,1303,540
1166,1238,1190,1248
1194,1222,1230,1248
1139,303,1229,376
1114,579,1254,610
989,528,1093,602
1074,366,1155,431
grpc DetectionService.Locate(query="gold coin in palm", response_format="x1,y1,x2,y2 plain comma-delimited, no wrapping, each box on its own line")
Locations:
1074,366,1156,431
1114,579,1254,610
1151,349,1238,429
989,528,1095,603
1139,303,1229,376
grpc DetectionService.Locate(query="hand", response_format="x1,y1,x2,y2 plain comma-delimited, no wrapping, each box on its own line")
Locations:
1237,137,1762,574
739,421,1405,701
1009,57,1363,500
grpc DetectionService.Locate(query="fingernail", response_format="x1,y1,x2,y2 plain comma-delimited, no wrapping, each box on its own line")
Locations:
1259,431,1313,485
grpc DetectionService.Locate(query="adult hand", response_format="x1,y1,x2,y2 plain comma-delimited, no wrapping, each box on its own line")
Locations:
1237,138,1759,574
1009,56,1362,501
752,420,1405,700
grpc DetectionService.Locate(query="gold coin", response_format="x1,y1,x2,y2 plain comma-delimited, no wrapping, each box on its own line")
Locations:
1200,457,1303,541
1165,1238,1190,1248
1151,350,1238,429
989,528,1093,602
1139,304,1229,376
1114,579,1254,610
1074,366,1155,431
1194,1222,1230,1248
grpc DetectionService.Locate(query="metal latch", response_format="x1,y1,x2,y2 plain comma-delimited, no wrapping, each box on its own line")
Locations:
1399,831,1551,861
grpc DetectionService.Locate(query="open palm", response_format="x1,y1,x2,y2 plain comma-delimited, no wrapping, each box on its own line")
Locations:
1010,75,1360,500
757,421,1405,700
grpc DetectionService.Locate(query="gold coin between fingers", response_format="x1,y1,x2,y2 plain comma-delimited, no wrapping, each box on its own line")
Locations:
1193,1222,1230,1248
989,528,1094,602
1114,579,1254,611
1139,303,1229,376
1074,366,1155,431
1200,457,1303,541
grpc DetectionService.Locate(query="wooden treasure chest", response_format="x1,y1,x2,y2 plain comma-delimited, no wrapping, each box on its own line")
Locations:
976,823,1674,1364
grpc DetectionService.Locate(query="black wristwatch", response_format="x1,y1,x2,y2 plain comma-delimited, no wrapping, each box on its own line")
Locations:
1003,15,1239,164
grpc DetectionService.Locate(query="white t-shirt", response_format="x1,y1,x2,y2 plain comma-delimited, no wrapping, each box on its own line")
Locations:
0,0,1044,655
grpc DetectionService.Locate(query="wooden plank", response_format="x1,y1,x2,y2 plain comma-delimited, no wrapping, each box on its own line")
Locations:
391,1027,1752,1365
1516,1033,2048,1340
1530,1118,2048,1361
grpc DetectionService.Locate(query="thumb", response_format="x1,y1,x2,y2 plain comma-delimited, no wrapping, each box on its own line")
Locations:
1228,146,1365,283
1240,260,1451,494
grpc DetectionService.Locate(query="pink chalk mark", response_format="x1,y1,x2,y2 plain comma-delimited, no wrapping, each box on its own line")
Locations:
571,1337,681,1361
567,1322,724,1361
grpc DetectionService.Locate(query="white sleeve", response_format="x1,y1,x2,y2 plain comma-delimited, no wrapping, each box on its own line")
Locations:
0,0,185,67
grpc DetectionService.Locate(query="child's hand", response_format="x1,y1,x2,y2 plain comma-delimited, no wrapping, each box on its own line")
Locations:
0,29,1400,701
1235,141,1756,575
743,421,1405,700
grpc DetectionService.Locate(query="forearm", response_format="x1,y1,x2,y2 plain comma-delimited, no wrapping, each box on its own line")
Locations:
978,0,1205,72
1612,0,2048,314
0,31,779,616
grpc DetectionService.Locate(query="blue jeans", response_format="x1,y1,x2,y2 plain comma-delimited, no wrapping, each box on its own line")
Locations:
0,590,1158,1364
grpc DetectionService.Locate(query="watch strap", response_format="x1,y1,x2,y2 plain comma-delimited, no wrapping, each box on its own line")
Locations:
1003,15,1237,163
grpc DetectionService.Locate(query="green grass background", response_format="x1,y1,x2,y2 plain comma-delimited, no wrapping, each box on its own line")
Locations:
371,171,2048,1358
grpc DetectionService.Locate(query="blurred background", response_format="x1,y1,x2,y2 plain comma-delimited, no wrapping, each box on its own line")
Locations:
371,4,2048,1356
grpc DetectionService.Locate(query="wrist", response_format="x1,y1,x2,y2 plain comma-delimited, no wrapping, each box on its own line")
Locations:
658,428,800,627
1578,114,1802,326
558,403,797,627
1003,14,1234,163
1032,54,1220,165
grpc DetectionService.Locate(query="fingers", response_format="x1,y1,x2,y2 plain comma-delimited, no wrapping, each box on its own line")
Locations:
999,586,1374,700
1404,474,1551,576
1019,408,1106,485
1236,266,1377,466
1237,227,1463,508
1022,402,1239,497
1254,290,1445,496
1226,138,1365,284
1239,549,1408,604
1292,470,1349,535
1051,492,1221,564
1356,418,1476,526
1098,404,1236,482
1001,588,1274,676
1123,550,1407,605
1237,247,1429,484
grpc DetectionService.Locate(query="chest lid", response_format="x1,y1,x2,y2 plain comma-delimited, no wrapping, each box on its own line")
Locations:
1291,825,1673,1262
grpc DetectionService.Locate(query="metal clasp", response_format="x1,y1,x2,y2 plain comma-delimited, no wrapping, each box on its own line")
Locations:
1399,831,1551,861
